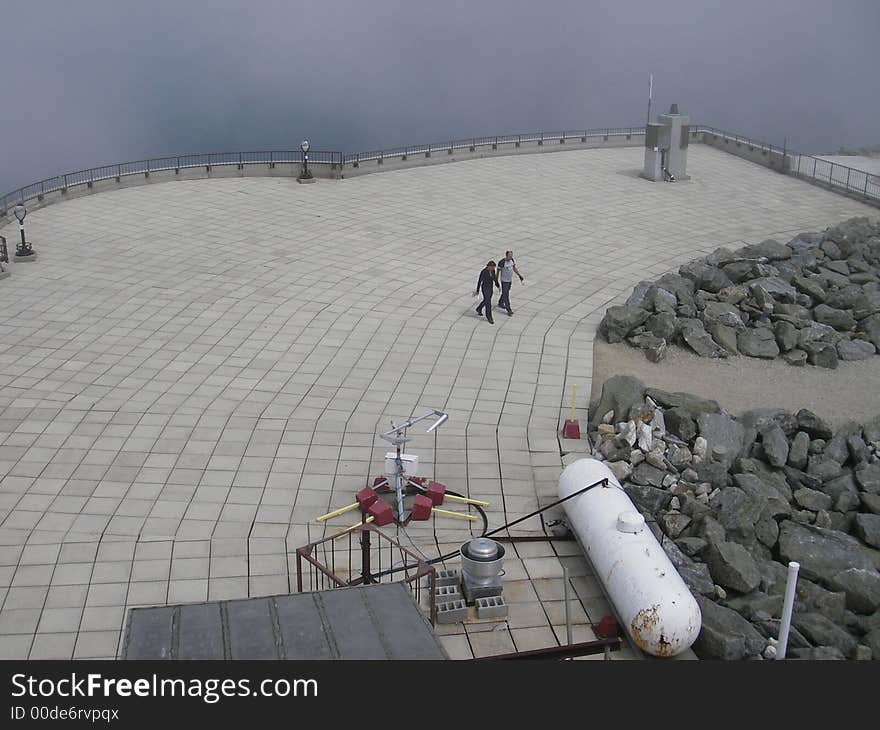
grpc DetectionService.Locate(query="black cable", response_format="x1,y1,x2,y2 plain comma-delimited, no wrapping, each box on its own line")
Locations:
366,477,608,581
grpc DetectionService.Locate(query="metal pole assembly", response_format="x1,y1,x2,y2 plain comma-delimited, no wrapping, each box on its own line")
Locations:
380,409,449,522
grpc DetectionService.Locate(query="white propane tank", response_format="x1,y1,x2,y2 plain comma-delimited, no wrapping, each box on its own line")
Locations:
559,458,701,657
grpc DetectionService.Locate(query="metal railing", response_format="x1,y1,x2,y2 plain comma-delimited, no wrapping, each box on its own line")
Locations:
343,126,644,164
696,125,880,203
3,123,878,215
295,522,438,625
0,149,343,214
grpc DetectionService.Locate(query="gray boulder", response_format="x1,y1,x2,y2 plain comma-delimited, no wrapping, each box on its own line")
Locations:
825,284,863,311
680,321,726,358
848,434,868,464
826,422,861,463
601,305,652,343
623,484,672,513
711,486,763,540
788,646,846,660
693,264,733,294
855,463,880,494
761,425,789,467
799,321,841,346
861,314,880,349
646,285,678,313
646,312,677,340
661,537,715,596
589,375,646,431
814,304,857,331
631,462,667,488
737,327,780,359
862,493,880,514
698,412,745,468
705,541,762,593
793,487,833,512
853,514,880,549
749,277,798,303
828,569,880,614
788,431,810,469
740,239,792,261
732,474,792,519
702,301,745,329
792,612,857,656
658,512,692,539
821,473,861,512
693,595,766,660
782,349,808,366
797,409,833,439
792,275,827,303
777,521,876,584
853,289,880,320
802,341,838,369
645,389,720,418
626,281,656,308
708,323,739,355
723,592,784,621
837,339,876,361
665,407,697,442
773,320,799,352
657,273,696,303
864,413,880,444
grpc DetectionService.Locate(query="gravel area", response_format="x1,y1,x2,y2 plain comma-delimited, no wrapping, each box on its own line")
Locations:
591,338,880,427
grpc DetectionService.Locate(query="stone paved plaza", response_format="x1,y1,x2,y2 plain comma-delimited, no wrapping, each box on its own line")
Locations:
0,144,875,659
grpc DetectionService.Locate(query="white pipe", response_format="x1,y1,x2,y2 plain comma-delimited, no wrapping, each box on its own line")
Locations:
776,561,800,660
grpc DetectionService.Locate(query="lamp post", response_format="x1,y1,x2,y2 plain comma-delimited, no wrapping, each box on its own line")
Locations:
299,140,312,180
13,204,34,258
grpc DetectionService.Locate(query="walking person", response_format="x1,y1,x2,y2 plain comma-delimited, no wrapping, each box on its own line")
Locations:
496,250,524,315
474,260,500,324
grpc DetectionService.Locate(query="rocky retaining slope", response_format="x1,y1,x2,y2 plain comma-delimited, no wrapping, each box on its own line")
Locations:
598,217,880,368
587,375,880,660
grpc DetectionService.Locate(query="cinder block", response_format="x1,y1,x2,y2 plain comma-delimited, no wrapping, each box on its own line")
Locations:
462,580,502,604
435,569,460,587
436,599,468,624
434,585,462,603
475,595,508,620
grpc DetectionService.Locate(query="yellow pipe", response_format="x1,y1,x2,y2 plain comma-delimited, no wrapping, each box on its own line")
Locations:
431,508,477,522
334,516,375,539
444,494,490,508
316,502,359,522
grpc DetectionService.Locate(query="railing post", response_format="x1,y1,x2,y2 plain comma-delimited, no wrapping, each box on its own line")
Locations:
846,167,851,190
865,174,870,199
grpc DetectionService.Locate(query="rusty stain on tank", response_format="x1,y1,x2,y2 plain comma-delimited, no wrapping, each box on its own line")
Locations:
630,604,675,657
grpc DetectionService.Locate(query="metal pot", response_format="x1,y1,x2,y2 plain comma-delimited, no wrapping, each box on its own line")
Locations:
459,538,505,586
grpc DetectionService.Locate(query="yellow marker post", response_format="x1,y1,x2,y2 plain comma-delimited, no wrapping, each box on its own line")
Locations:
444,494,490,508
571,383,577,423
316,502,359,522
334,515,375,539
431,508,478,522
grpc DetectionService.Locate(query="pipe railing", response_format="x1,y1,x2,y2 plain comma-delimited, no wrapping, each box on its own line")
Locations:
3,124,878,215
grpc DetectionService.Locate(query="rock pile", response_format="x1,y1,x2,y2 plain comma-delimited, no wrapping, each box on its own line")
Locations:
598,217,880,368
587,374,880,660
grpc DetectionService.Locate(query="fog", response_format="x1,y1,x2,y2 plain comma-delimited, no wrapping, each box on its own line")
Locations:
2,0,879,194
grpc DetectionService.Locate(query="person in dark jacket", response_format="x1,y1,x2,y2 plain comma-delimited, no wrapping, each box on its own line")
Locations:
474,261,499,324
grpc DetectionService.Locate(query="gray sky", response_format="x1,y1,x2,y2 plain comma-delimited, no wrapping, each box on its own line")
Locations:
3,0,879,194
